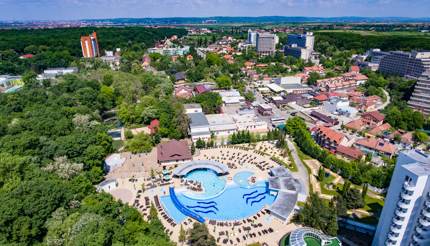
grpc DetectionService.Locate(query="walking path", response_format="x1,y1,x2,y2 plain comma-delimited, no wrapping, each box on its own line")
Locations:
286,138,309,198
376,89,390,111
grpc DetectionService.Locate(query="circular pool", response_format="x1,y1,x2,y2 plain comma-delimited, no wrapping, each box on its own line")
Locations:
183,169,226,199
234,170,258,188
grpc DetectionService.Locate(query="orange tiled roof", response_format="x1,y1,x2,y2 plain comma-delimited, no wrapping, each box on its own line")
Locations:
368,123,391,136
315,126,345,144
345,119,365,131
336,145,364,160
356,138,397,155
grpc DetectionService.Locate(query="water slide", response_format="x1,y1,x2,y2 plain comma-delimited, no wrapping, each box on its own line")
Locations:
242,190,258,199
169,187,205,223
187,205,219,211
245,192,266,204
250,196,266,206
197,201,218,205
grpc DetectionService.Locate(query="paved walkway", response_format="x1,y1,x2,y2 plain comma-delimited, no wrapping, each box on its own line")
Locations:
286,138,309,198
376,89,390,111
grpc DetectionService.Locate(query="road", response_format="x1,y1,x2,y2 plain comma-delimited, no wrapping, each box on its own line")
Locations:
376,89,390,111
286,137,310,198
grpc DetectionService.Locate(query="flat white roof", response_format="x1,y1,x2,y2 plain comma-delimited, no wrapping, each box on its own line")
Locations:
206,114,236,131
267,83,285,93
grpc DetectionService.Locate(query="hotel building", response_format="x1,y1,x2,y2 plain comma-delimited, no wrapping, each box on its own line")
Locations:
408,74,430,115
80,32,100,58
372,150,430,246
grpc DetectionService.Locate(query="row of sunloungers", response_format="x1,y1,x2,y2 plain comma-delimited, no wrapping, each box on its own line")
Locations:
153,195,177,229
133,190,150,217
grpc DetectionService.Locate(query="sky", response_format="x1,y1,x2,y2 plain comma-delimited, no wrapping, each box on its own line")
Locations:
0,0,429,21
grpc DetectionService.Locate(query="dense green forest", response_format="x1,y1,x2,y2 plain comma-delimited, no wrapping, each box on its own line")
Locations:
315,31,430,53
0,27,187,74
0,70,176,244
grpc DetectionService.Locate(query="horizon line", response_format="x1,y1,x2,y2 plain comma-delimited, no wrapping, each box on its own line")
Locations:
1,15,430,22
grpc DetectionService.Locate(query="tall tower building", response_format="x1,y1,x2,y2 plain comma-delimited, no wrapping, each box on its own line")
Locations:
286,32,314,50
247,29,257,46
372,150,430,246
256,32,276,56
284,32,315,61
80,32,100,58
408,74,430,115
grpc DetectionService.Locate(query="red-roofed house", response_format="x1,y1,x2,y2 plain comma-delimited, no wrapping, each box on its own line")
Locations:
367,123,392,137
350,65,360,73
336,145,364,160
344,119,366,132
355,138,397,157
194,85,209,95
157,140,192,166
362,111,385,127
314,94,329,102
304,65,325,75
148,119,160,134
312,126,347,151
174,86,193,99
19,54,33,59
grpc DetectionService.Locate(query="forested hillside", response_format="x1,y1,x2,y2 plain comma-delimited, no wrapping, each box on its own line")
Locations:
315,31,430,53
0,72,175,245
0,27,187,74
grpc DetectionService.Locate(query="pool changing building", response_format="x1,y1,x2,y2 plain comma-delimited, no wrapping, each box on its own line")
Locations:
267,166,306,222
372,150,430,246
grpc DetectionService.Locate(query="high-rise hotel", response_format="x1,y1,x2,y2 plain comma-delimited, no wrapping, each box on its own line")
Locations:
80,32,100,58
372,150,430,246
409,74,430,115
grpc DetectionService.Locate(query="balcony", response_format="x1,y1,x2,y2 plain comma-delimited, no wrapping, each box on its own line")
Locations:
388,233,399,241
403,181,415,191
392,217,404,226
422,209,430,219
419,218,430,227
425,201,430,209
390,224,402,233
401,191,413,200
397,200,411,209
413,234,424,244
395,208,407,217
416,226,424,234
385,240,396,246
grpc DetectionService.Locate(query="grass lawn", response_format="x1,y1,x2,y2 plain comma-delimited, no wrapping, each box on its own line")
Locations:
319,174,339,196
112,140,124,151
363,195,384,213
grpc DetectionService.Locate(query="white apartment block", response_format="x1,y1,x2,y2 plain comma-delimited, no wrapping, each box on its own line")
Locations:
372,150,430,246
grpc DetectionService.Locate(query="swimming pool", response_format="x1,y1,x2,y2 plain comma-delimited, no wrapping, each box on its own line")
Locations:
182,169,226,199
160,183,275,223
233,170,257,188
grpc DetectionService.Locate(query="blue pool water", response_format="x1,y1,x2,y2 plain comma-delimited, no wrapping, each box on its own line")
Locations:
183,169,226,199
233,171,256,188
160,184,275,223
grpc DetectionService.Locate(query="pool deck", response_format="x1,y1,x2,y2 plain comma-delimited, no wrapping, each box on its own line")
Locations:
104,143,305,246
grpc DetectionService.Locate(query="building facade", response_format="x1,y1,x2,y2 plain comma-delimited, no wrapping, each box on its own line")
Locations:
80,32,100,58
372,150,430,246
284,32,315,61
408,74,430,115
247,29,257,46
256,33,276,55
286,33,315,50
379,51,430,78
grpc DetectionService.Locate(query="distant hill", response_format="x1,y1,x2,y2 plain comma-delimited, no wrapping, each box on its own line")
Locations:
81,16,430,25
